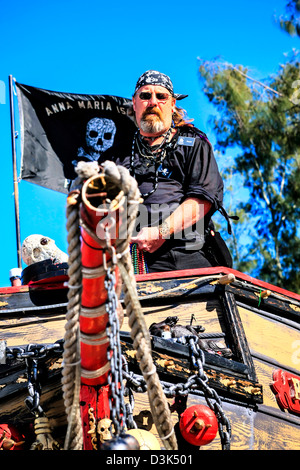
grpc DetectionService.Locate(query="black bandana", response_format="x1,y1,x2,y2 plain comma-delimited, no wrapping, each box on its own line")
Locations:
133,70,188,100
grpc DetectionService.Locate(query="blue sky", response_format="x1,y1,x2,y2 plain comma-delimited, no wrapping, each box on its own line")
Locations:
0,0,297,287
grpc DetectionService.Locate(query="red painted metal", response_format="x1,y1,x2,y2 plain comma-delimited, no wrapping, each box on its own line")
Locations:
179,404,218,446
78,173,125,449
271,369,300,415
80,384,111,450
79,174,123,387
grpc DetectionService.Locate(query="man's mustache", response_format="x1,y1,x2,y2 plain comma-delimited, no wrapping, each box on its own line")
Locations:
142,107,162,119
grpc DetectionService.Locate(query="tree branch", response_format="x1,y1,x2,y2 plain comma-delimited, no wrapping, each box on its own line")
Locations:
224,62,296,105
225,63,284,98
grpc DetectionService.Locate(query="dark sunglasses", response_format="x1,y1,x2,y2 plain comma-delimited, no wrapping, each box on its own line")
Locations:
138,92,171,102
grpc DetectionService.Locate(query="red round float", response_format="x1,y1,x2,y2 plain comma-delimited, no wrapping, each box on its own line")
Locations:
179,404,218,446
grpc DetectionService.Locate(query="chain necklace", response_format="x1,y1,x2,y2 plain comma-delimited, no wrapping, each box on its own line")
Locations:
130,127,173,198
136,129,171,158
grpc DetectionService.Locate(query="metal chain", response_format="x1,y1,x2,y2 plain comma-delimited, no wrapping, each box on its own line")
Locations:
123,335,231,450
4,335,231,448
122,357,137,429
188,336,231,450
6,341,64,362
5,342,64,418
25,356,44,417
104,242,127,436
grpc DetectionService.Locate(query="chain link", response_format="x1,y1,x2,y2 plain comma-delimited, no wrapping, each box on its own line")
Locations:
25,356,44,417
5,341,64,418
103,238,127,436
123,335,231,450
188,336,231,450
6,341,64,362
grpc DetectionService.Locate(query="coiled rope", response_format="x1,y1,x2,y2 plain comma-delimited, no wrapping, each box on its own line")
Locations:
62,160,177,450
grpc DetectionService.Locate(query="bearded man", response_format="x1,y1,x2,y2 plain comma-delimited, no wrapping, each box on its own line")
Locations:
114,70,230,273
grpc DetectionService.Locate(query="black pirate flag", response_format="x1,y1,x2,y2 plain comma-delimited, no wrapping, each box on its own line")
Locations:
16,82,136,193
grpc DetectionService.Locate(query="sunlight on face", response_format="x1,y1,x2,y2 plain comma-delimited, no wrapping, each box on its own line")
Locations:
133,85,176,135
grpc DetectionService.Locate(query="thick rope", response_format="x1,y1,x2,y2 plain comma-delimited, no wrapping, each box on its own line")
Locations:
62,201,83,450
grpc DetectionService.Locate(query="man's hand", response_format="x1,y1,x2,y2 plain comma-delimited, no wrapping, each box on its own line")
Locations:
131,226,166,253
131,198,212,254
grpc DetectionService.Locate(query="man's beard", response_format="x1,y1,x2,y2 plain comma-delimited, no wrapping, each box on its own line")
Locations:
140,109,168,134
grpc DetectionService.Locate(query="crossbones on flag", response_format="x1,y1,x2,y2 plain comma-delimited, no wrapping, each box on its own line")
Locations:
16,82,137,193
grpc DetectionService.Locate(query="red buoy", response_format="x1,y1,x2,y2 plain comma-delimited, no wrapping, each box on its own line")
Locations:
179,405,218,446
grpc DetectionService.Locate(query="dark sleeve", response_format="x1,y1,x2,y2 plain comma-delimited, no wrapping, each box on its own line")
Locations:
183,137,223,213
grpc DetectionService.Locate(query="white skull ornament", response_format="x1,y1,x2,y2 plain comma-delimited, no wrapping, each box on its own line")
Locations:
85,118,116,159
97,418,114,443
21,235,68,266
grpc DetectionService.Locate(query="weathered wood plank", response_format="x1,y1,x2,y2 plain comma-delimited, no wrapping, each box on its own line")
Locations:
238,305,300,371
253,409,300,450
252,358,282,410
0,317,65,347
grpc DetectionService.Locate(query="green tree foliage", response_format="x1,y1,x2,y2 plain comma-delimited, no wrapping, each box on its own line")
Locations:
198,53,300,293
275,0,300,37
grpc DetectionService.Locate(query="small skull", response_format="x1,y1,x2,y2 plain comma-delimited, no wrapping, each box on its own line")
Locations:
97,418,114,443
85,118,116,159
21,235,68,266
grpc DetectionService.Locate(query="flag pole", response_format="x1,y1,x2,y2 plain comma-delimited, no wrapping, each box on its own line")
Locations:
9,75,22,269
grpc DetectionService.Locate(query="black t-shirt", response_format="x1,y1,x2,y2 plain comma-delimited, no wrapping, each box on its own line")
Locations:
110,125,224,251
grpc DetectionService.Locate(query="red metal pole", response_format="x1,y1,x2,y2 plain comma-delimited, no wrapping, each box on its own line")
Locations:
77,173,125,449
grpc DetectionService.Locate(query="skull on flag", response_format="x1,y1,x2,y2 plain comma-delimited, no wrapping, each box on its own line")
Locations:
77,118,117,161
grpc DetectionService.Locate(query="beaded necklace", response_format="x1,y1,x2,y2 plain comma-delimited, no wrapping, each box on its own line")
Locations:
130,242,149,274
130,127,173,198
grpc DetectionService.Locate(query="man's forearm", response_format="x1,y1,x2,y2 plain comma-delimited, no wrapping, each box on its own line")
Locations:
131,197,211,253
158,197,212,239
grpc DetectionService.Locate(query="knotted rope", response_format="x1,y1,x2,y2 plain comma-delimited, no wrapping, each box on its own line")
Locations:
62,160,177,450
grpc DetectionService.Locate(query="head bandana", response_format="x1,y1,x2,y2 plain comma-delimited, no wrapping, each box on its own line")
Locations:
134,70,188,100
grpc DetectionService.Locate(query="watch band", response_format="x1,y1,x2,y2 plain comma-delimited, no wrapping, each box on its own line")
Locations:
158,221,170,239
